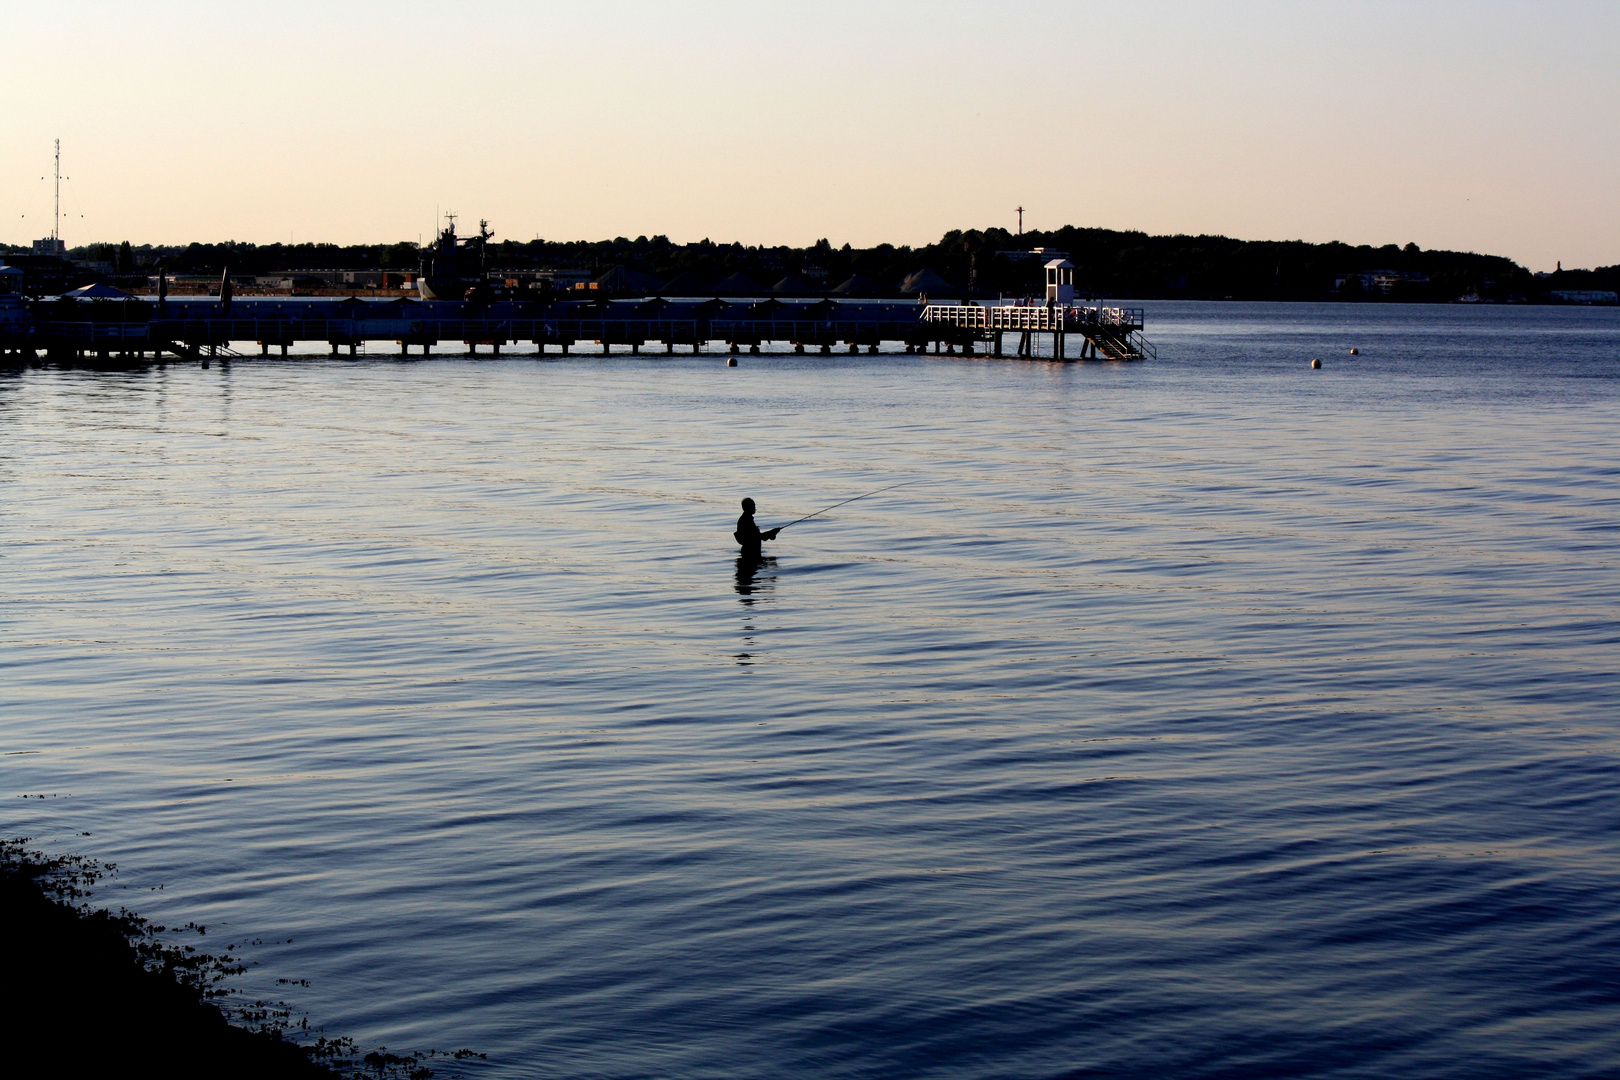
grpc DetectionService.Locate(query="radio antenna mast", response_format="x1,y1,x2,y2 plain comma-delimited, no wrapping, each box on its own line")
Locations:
53,139,61,249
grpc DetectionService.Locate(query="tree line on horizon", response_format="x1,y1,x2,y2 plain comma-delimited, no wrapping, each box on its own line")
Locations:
6,226,1614,302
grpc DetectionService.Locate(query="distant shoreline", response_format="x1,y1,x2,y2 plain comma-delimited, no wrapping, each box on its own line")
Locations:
7,223,1615,306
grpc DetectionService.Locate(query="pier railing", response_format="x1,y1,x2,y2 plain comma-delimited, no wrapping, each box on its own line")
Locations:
918,303,1152,360
36,321,155,346
920,304,1145,332
37,315,934,352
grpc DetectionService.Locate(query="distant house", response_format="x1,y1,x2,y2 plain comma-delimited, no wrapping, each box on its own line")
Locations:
1371,271,1428,295
534,268,591,290
1335,270,1429,297
0,252,81,294
253,274,327,292
32,237,65,257
993,247,1070,264
1548,290,1618,305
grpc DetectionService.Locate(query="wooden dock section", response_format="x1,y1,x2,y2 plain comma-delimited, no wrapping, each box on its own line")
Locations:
920,303,1155,360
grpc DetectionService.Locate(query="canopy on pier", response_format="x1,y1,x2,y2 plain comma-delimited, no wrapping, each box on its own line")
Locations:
657,270,713,296
594,265,665,296
898,269,953,296
831,273,882,298
770,275,820,297
713,273,765,297
63,282,136,300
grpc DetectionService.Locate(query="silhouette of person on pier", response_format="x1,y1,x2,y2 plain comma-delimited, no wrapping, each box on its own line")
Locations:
734,498,780,558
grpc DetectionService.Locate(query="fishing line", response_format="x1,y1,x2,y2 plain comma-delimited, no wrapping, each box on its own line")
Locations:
773,480,923,531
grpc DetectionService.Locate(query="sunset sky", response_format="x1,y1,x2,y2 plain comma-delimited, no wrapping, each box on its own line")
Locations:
4,0,1616,269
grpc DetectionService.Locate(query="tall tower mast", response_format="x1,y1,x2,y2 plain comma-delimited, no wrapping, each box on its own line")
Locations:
1016,206,1023,236
53,139,61,249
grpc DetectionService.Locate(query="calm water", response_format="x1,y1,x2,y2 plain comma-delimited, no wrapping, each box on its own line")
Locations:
4,302,1619,1079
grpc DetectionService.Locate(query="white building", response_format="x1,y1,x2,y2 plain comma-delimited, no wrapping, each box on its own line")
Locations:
1045,259,1075,303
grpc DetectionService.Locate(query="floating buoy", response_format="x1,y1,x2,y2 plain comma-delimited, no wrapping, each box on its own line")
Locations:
1349,347,1360,355
1311,358,1322,369
727,357,738,367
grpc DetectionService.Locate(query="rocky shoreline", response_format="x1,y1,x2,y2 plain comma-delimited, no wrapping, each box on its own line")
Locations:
1,838,477,1079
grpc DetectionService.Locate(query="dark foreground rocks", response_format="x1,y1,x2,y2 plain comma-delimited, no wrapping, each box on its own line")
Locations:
2,839,337,1078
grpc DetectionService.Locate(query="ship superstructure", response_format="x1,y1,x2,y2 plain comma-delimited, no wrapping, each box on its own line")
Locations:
418,214,490,301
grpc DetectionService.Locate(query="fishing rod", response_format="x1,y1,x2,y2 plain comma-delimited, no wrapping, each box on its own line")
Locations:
773,480,921,531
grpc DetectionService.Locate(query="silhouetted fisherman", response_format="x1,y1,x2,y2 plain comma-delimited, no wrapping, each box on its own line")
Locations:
734,497,780,557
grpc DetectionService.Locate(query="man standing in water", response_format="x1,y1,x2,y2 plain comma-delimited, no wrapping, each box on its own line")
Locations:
734,498,780,557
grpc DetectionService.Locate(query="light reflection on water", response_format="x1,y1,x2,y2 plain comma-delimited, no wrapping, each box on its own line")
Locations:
3,302,1620,1079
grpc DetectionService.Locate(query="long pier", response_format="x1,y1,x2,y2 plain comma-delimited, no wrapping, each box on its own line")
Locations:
0,295,1153,362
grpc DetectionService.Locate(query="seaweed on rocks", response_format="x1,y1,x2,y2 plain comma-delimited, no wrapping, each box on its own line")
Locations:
1,838,485,1079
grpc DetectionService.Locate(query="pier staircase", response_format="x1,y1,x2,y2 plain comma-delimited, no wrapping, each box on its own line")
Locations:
1086,326,1156,361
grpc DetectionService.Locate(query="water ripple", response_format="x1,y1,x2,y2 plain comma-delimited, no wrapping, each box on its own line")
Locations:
3,302,1619,1078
